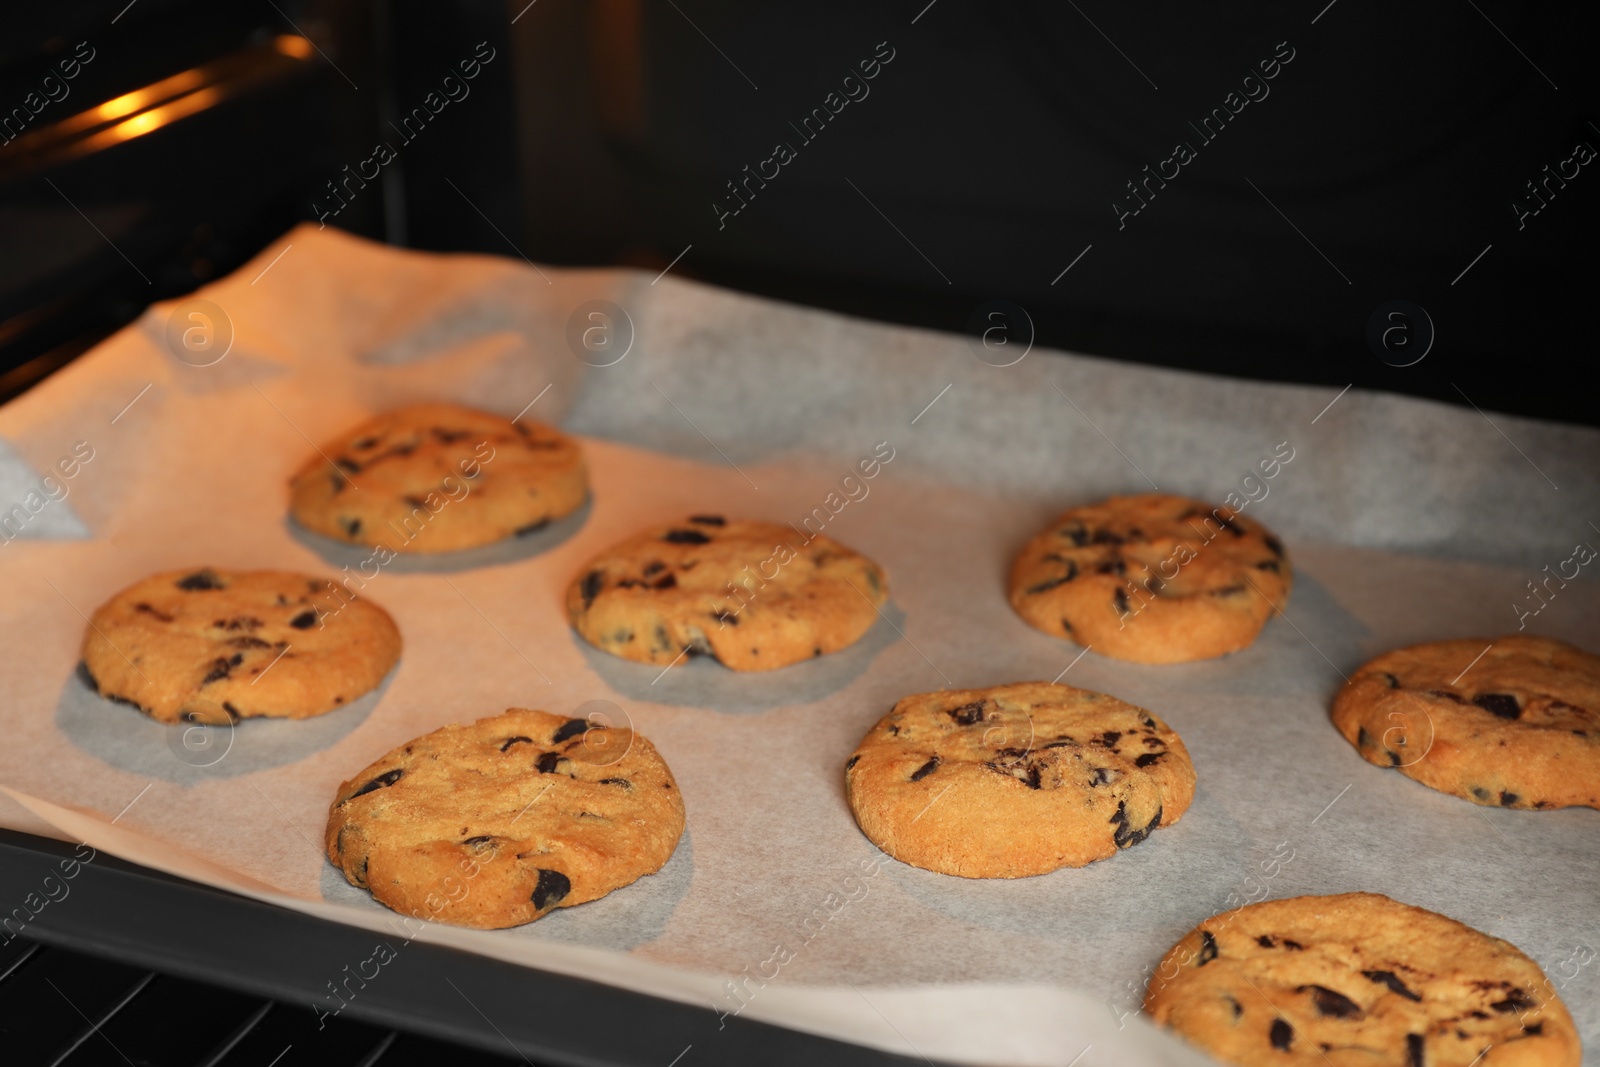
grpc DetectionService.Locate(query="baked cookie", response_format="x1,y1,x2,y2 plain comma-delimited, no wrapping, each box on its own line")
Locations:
1144,892,1580,1067
1008,494,1291,663
81,567,401,724
289,403,587,554
1331,636,1600,810
845,681,1195,877
566,515,888,671
325,708,685,929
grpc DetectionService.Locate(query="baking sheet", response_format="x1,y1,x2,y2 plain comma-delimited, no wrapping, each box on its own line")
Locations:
2,225,1596,1066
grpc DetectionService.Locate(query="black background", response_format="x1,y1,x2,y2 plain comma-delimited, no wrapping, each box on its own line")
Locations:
1,0,1595,424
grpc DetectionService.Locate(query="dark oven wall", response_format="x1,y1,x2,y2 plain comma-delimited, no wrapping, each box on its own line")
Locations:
501,0,1598,427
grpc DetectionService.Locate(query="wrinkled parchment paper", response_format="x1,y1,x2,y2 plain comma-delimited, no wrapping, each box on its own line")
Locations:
2,226,1596,1066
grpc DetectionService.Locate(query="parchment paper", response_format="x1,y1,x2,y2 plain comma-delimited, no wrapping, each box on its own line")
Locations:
1,225,1596,1067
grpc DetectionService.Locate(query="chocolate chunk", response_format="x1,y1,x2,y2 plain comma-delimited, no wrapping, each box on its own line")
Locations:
909,757,940,782
462,835,494,848
714,609,739,626
643,561,666,576
653,573,678,590
227,636,272,649
500,736,533,752
1209,583,1246,597
947,701,986,726
1523,1022,1543,1036
403,495,430,509
1088,767,1117,786
1500,791,1519,807
663,529,711,544
689,515,726,526
220,702,242,721
1258,935,1276,948
1303,985,1361,1018
1135,752,1164,767
1110,802,1161,848
580,570,604,607
334,456,362,474
201,657,234,685
1265,534,1285,558
532,868,571,910
599,777,631,788
104,692,149,713
1383,672,1401,688
1429,689,1465,703
1471,787,1491,801
1406,1034,1424,1067
176,570,223,591
1090,529,1124,545
1113,588,1131,616
1097,559,1128,576
1283,939,1304,950
350,769,403,799
1099,730,1121,747
1026,566,1078,594
1216,514,1245,537
536,752,565,774
1387,750,1402,766
1270,1019,1293,1050
551,718,590,744
1255,560,1281,573
1143,736,1165,748
1144,575,1166,595
1473,693,1521,720
290,610,318,629
353,436,379,449
432,428,472,444
342,517,362,536
1024,764,1042,789
1363,970,1422,1001
1227,996,1243,1019
1198,931,1219,965
134,603,174,622
846,755,860,770
1358,727,1372,748
515,519,551,537
1058,524,1089,546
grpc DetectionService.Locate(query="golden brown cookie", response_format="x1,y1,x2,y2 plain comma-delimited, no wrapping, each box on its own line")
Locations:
1331,635,1600,810
566,515,888,671
289,403,587,554
1008,493,1291,663
81,567,401,724
325,708,685,929
1145,892,1581,1067
844,681,1195,878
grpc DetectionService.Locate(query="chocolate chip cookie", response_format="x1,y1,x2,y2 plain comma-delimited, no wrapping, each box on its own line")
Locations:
1145,892,1580,1067
1331,635,1600,810
81,567,401,724
845,682,1195,878
325,708,685,929
1008,493,1291,663
289,403,587,554
566,515,888,671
